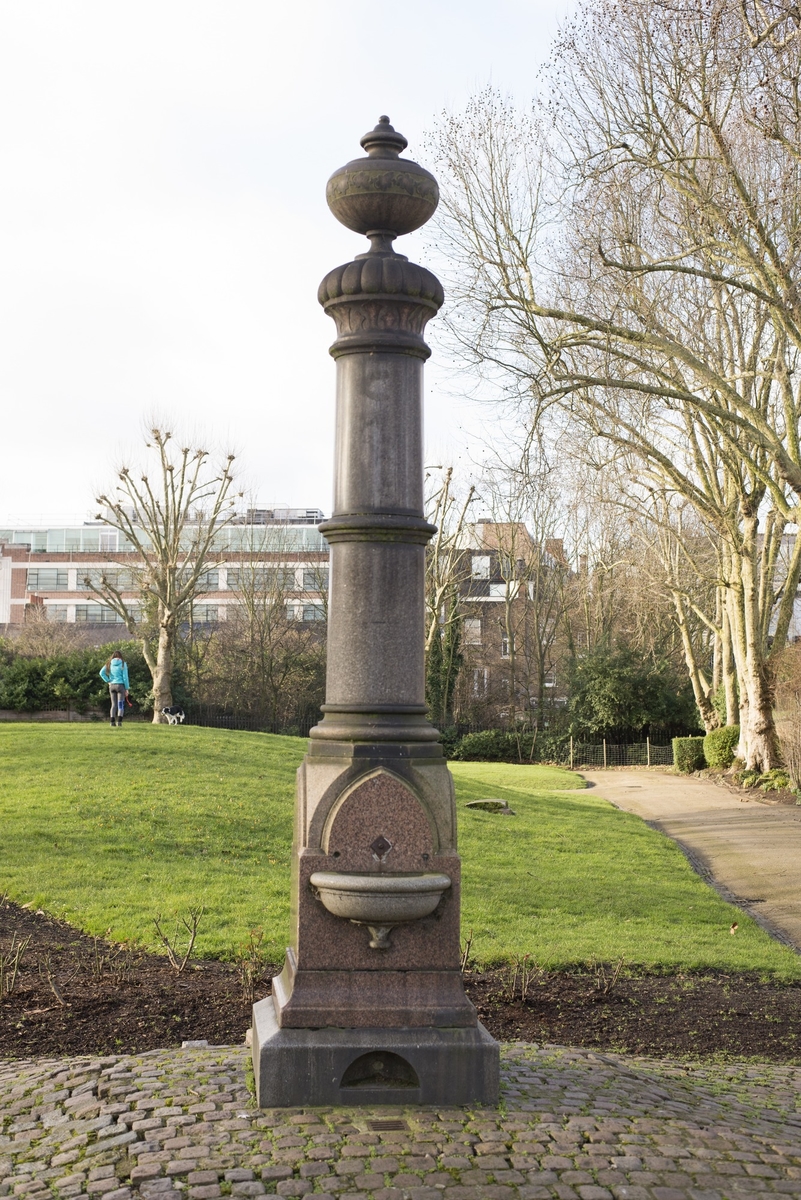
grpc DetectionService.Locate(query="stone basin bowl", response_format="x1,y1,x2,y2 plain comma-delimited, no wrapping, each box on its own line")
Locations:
309,871,451,950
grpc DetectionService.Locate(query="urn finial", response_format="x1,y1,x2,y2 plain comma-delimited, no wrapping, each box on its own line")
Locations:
359,115,408,158
325,116,439,244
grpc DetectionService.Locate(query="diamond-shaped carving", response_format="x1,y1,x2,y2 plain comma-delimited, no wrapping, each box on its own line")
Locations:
370,835,392,860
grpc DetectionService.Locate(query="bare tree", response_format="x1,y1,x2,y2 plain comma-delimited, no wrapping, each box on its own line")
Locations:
86,427,238,721
203,525,326,730
424,468,476,727
431,0,801,768
474,473,542,732
619,487,723,730
12,608,83,658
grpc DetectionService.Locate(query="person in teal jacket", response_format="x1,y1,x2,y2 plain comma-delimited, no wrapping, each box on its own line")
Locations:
99,651,130,727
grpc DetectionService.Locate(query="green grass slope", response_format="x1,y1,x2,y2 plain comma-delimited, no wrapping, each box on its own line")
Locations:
1,725,798,976
0,725,298,960
452,762,799,975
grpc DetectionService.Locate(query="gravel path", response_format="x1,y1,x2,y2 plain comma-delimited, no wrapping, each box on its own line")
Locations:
2,1042,801,1200
580,770,801,951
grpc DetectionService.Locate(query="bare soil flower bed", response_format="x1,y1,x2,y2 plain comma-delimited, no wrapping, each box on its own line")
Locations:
1,900,799,1062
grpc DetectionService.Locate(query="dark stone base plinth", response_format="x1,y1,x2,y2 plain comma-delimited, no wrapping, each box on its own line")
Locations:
252,997,500,1107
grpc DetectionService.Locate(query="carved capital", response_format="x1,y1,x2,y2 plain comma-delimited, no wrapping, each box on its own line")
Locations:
319,252,444,358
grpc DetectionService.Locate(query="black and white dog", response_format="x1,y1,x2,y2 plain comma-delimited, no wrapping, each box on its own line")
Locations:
161,706,186,725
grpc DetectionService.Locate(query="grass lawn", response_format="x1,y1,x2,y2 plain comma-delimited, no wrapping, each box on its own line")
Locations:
1,724,799,977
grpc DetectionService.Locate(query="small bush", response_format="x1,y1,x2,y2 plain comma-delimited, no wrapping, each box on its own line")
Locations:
452,730,525,762
759,768,793,792
703,724,740,769
438,727,462,760
733,767,794,793
673,736,706,773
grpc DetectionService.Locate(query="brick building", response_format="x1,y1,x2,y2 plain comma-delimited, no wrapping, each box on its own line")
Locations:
0,511,329,631
454,522,573,725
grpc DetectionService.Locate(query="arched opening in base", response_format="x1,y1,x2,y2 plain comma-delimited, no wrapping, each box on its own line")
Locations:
340,1051,419,1089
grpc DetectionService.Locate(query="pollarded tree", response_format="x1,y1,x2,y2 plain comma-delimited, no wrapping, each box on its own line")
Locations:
85,427,238,721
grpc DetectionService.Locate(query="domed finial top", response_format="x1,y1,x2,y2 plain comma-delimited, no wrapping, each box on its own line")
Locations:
326,116,439,243
360,116,408,158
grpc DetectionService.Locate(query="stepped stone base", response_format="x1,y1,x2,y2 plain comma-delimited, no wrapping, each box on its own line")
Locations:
252,996,500,1107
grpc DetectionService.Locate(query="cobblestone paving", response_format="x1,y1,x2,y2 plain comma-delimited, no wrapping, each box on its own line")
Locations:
2,1043,801,1200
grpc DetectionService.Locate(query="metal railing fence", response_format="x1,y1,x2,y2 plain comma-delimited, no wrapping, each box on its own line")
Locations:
182,704,320,737
569,738,674,768
0,704,676,763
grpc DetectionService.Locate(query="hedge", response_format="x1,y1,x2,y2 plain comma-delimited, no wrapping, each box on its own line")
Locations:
672,735,706,773
703,724,740,769
0,642,155,713
448,728,570,763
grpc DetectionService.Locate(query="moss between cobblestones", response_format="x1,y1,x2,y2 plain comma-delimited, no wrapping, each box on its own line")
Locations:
2,1045,801,1198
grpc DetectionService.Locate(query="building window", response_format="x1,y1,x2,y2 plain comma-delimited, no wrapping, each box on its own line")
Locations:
472,667,489,696
501,633,514,658
100,532,117,552
82,569,134,590
227,568,250,590
471,555,491,580
195,570,219,592
544,671,556,689
227,567,297,592
74,604,124,624
190,605,219,624
463,618,482,645
301,603,326,622
303,567,329,591
272,567,299,590
45,606,69,623
27,569,69,591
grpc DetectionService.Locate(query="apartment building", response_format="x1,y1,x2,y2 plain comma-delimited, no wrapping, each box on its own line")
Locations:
0,510,329,628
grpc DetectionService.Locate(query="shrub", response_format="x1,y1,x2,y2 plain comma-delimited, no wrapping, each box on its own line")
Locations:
452,730,524,762
438,727,462,760
759,768,793,792
733,768,761,789
568,646,700,738
449,728,570,763
703,724,740,769
732,767,794,793
673,736,706,773
0,642,156,713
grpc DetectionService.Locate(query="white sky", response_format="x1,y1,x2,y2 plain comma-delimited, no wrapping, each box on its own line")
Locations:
0,0,570,524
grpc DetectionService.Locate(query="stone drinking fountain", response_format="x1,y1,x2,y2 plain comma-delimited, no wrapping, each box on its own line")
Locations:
252,116,500,1107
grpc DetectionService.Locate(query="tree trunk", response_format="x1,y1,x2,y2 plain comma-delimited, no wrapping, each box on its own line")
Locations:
721,605,739,727
151,619,175,723
739,669,782,771
727,524,783,771
673,592,718,732
711,588,723,696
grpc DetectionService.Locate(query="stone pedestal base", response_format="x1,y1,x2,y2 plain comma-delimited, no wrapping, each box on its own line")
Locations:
252,997,500,1107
